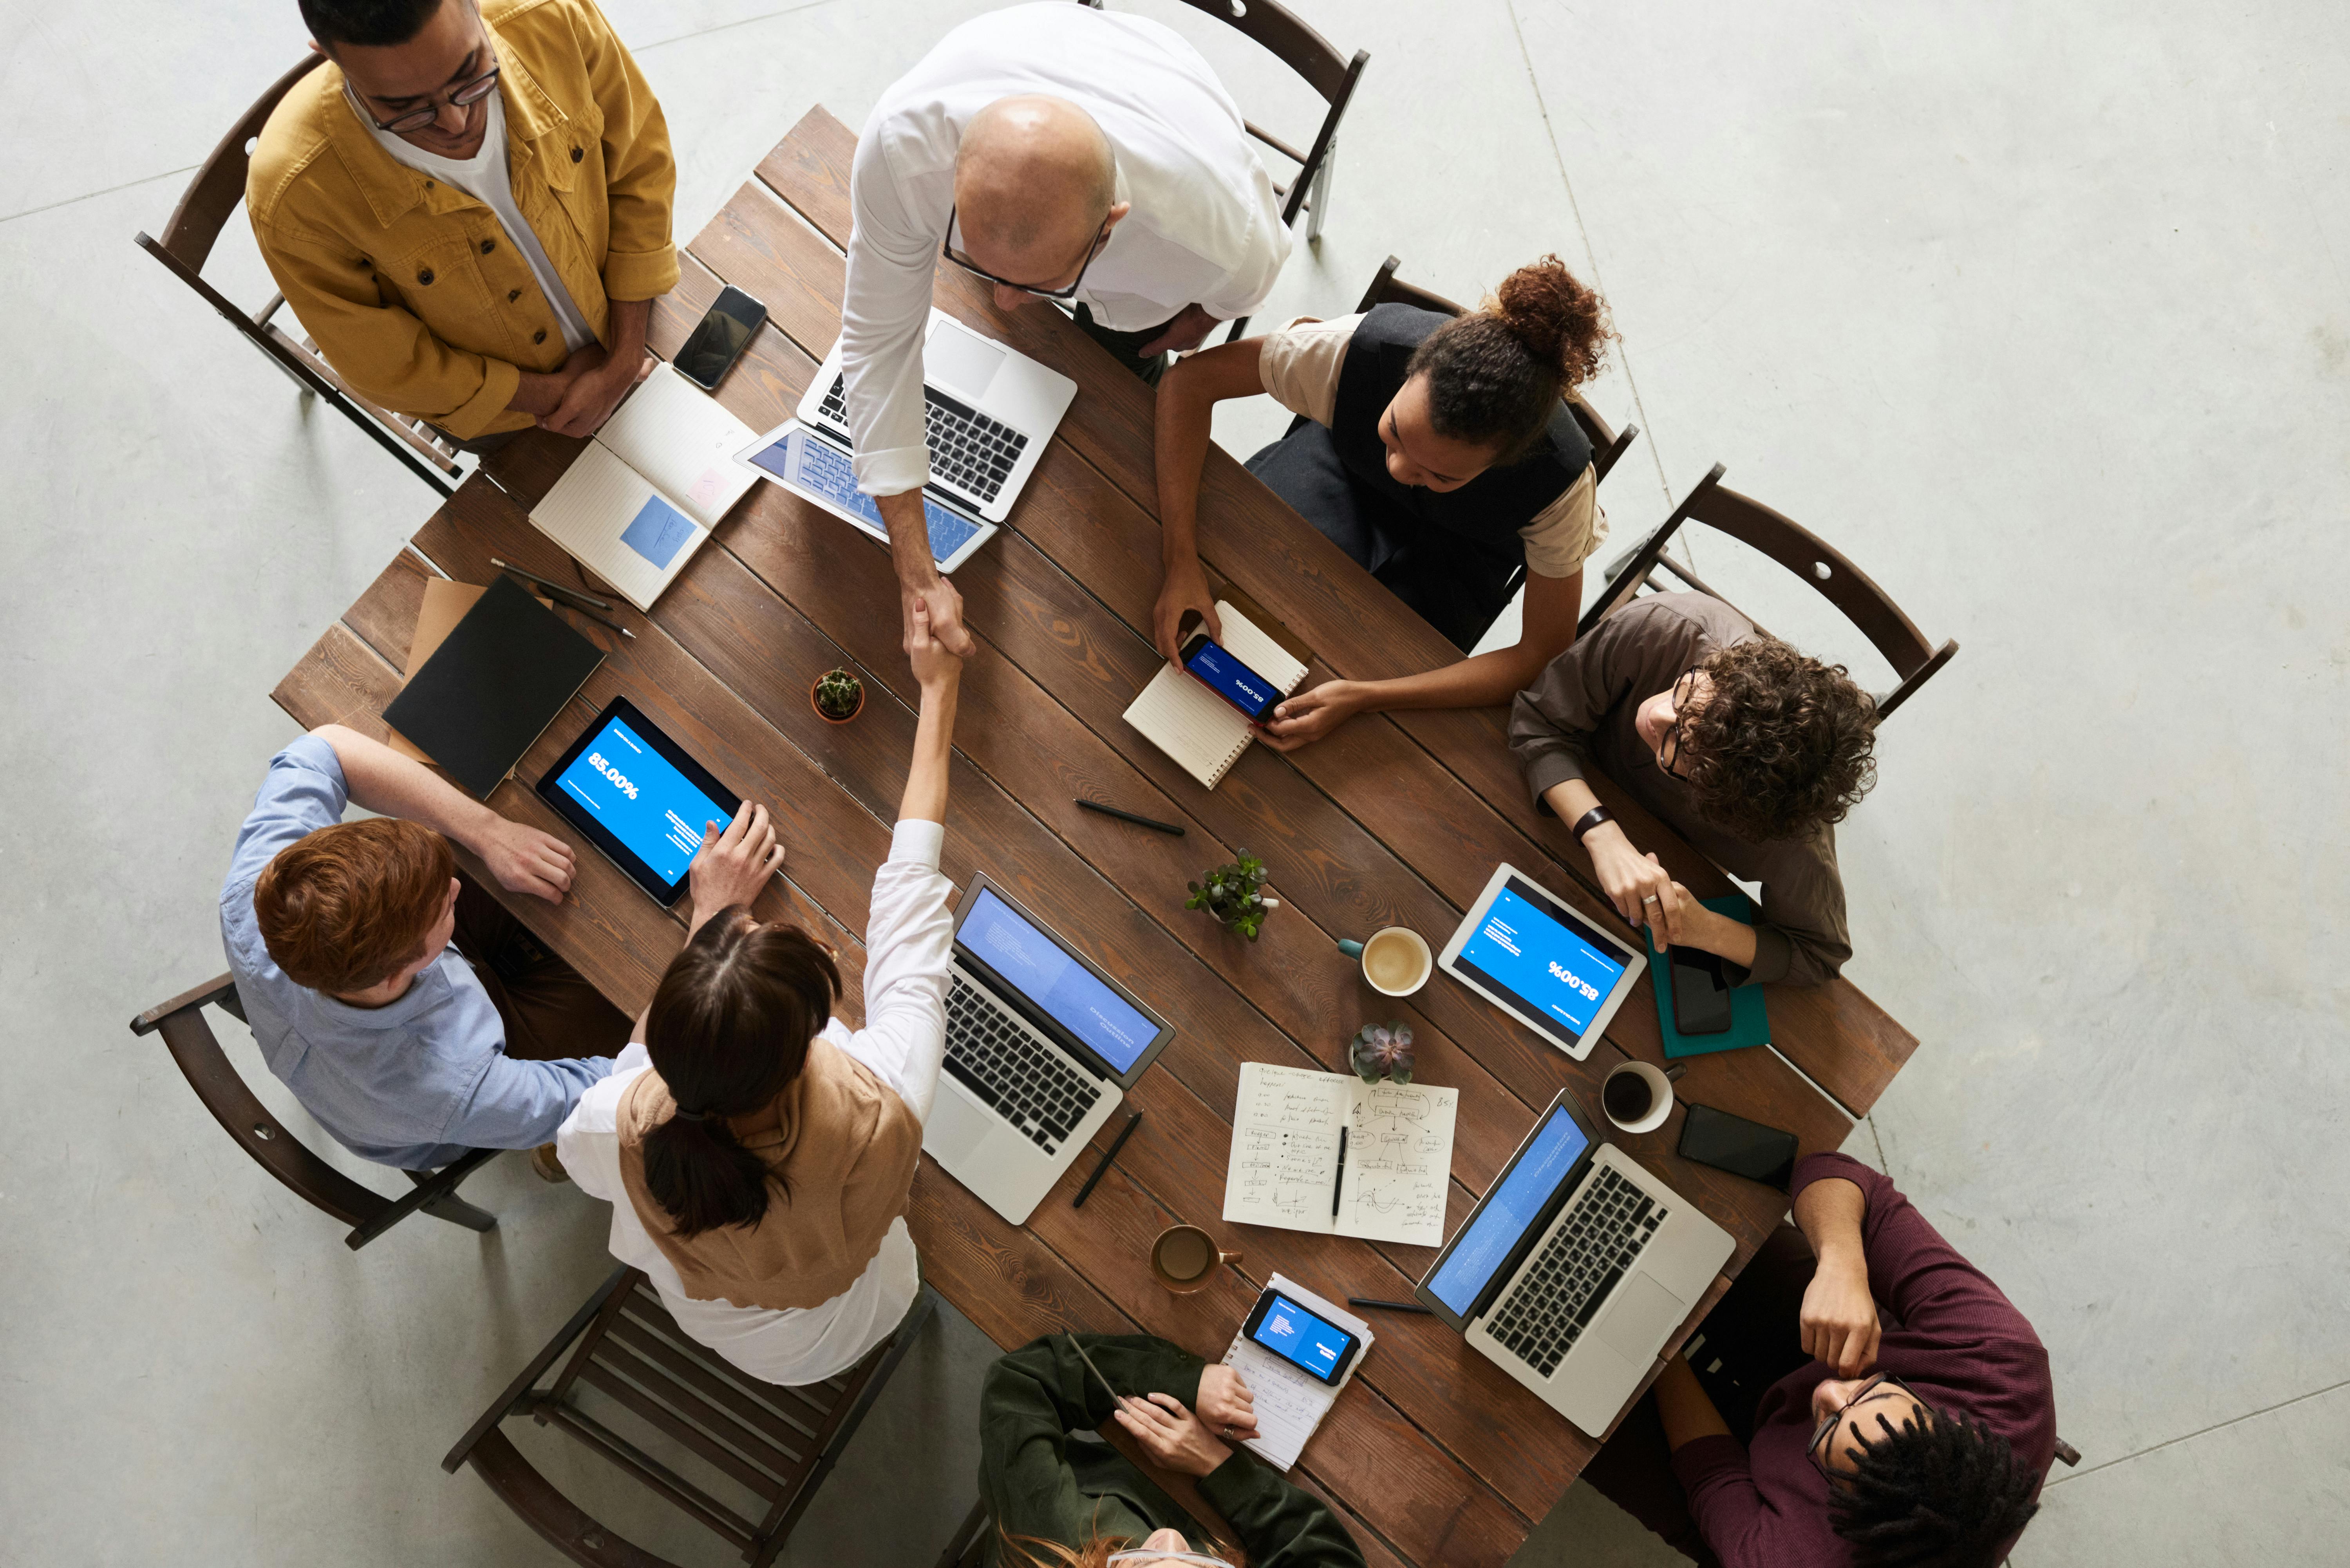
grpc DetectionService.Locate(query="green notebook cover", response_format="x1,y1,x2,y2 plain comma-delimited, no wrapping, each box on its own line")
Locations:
1643,893,1772,1059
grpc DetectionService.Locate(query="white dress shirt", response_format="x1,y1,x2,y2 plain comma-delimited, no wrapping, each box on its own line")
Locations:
559,818,953,1387
841,1,1291,497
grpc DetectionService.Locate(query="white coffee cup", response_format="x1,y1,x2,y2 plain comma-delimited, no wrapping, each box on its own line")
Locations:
1600,1060,1674,1134
1340,926,1432,996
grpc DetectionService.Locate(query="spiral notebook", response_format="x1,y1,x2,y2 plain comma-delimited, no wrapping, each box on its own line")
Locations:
1121,599,1311,789
1217,1275,1372,1471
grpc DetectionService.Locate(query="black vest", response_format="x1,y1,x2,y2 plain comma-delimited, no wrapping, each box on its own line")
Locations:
1329,303,1593,560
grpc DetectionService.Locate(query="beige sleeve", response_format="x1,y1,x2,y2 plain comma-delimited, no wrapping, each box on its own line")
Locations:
1519,464,1608,578
1255,313,1364,427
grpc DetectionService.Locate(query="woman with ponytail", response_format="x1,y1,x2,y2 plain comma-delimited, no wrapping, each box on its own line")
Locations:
556,604,965,1384
1152,255,1618,748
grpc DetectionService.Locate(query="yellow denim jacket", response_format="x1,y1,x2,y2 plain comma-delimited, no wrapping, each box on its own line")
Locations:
248,0,677,438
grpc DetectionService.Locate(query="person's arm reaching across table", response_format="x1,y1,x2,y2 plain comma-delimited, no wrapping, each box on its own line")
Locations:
308,724,574,902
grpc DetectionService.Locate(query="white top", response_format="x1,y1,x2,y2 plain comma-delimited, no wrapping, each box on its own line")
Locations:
841,1,1291,497
559,818,954,1386
355,85,597,355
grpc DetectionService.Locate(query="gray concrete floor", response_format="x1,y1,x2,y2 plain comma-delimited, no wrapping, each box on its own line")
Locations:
4,1,2345,1563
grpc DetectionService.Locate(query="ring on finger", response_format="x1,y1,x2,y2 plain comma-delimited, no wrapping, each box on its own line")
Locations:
1642,894,1661,905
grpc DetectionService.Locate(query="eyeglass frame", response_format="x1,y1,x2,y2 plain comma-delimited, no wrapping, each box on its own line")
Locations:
1806,1371,1929,1482
940,202,1114,302
1105,1552,1236,1568
351,61,503,135
1655,665,1707,780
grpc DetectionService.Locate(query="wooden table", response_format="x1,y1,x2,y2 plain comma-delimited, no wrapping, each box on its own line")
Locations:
273,109,1917,1568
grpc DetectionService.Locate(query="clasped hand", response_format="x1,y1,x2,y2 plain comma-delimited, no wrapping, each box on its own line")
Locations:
1799,1249,1881,1378
1587,827,1701,951
539,346,654,439
1111,1364,1258,1477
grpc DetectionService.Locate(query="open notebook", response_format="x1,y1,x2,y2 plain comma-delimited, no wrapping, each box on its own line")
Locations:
527,363,758,611
1121,600,1309,789
1222,1062,1459,1248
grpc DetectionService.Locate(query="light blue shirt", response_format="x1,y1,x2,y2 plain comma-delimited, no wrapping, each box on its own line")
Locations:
219,737,613,1169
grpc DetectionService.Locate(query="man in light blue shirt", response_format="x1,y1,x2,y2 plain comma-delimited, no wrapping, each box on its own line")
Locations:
221,724,626,1170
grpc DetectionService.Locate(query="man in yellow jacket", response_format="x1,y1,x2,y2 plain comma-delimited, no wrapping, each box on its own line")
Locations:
250,0,677,446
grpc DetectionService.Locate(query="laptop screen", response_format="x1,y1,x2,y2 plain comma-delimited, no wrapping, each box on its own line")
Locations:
1426,1104,1591,1318
959,888,1158,1075
1450,876,1631,1048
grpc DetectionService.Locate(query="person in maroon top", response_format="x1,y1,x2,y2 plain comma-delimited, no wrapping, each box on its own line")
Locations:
1582,1153,2054,1567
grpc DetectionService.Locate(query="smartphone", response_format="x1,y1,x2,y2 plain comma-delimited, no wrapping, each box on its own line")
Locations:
1668,944,1734,1035
1178,628,1283,723
1678,1103,1800,1191
675,285,767,390
1242,1288,1361,1386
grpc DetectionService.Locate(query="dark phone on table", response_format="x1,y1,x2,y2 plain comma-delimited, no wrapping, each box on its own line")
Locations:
1668,944,1734,1035
1678,1103,1800,1192
1177,628,1283,724
1243,1288,1361,1386
675,285,767,390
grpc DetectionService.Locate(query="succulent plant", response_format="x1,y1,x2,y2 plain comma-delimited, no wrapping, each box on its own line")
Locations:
814,668,864,720
1349,1021,1415,1084
1185,849,1278,941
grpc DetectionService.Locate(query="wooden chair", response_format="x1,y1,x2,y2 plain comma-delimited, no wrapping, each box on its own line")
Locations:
932,1499,991,1568
130,973,503,1250
133,54,463,496
444,1267,938,1567
1578,463,1959,721
1082,0,1370,340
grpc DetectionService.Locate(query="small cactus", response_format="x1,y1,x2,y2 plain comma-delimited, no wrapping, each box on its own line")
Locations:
1185,849,1278,941
1349,1021,1415,1084
814,668,864,721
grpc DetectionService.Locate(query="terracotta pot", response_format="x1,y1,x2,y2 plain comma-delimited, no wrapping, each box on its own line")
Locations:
810,673,864,725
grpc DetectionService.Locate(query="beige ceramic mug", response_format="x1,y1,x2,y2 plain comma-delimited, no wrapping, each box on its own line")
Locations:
1338,926,1433,997
1150,1224,1241,1294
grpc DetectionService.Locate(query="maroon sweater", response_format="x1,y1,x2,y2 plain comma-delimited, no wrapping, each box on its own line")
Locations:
1670,1154,2055,1566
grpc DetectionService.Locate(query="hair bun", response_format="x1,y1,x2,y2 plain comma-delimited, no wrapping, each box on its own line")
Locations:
1489,255,1614,389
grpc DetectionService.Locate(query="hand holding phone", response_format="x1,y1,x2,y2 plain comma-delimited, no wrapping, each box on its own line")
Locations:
1178,628,1283,724
1243,1288,1362,1386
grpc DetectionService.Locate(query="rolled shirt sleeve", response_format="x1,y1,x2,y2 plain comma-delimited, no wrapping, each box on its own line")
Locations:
1256,314,1358,426
1518,466,1606,579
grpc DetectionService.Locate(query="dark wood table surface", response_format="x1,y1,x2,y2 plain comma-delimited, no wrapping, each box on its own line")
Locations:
271,108,1918,1568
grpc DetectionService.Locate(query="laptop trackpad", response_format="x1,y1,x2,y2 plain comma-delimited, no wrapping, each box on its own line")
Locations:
1595,1274,1686,1364
924,1083,996,1167
926,321,1007,401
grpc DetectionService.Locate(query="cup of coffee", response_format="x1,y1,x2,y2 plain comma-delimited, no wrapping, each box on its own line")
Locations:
1338,927,1433,997
1601,1060,1674,1134
1151,1224,1240,1294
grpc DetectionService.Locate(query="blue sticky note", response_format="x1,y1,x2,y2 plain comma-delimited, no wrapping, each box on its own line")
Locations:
619,494,694,569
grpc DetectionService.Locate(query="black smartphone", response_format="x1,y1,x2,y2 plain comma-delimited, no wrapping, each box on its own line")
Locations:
1668,944,1734,1035
1242,1288,1362,1386
1177,627,1283,723
1678,1103,1800,1191
674,285,766,390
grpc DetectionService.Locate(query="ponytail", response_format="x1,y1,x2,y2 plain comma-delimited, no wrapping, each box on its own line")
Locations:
1403,254,1616,464
640,909,842,1237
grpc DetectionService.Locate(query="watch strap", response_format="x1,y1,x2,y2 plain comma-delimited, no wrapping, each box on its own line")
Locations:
1569,805,1615,844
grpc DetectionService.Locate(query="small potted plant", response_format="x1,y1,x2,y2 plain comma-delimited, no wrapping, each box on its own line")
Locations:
1186,849,1278,942
810,667,864,725
1349,1021,1415,1084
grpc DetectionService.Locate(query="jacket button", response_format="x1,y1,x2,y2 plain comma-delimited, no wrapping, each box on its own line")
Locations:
423,179,434,189
508,289,522,303
479,238,497,255
417,267,435,285
533,330,547,344
570,146,584,163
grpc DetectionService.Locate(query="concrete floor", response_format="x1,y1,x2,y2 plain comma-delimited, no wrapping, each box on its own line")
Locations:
4,1,2345,1563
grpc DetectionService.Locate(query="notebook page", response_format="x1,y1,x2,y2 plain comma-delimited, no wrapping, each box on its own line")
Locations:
595,363,757,530
1213,601,1309,694
1337,1079,1459,1246
1222,1062,1350,1235
528,442,707,611
1219,1274,1372,1471
1122,666,1252,790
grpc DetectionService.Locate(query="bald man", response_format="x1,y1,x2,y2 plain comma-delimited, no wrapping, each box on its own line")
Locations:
843,1,1291,656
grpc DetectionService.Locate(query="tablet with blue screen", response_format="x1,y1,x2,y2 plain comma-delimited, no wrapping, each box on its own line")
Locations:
536,696,743,908
736,420,999,573
1439,863,1647,1061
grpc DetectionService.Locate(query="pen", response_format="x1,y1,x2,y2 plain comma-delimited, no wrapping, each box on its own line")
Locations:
1071,1110,1143,1209
1076,798,1185,836
1347,1298,1434,1315
1330,1125,1348,1219
492,558,614,610
548,596,635,640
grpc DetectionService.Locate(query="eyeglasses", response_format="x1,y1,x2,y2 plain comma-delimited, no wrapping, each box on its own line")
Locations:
941,203,1111,302
1106,1553,1235,1568
1807,1372,1926,1481
354,62,502,135
1656,666,1705,780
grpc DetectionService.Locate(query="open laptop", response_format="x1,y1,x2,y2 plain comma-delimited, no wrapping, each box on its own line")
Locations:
922,874,1175,1226
1415,1089,1734,1436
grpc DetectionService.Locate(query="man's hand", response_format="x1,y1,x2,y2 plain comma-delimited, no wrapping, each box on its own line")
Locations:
1800,1249,1882,1378
906,599,965,692
1137,303,1220,358
540,348,654,439
1587,826,1678,932
686,801,785,929
1153,556,1222,661
1256,680,1361,752
1193,1364,1260,1443
902,573,975,660
475,818,576,903
1114,1391,1232,1477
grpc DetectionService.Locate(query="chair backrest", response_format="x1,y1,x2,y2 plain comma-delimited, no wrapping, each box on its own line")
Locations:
150,53,326,273
1580,462,1959,720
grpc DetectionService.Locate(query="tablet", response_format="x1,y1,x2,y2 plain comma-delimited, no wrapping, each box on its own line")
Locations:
536,697,742,908
736,420,999,573
1438,863,1647,1062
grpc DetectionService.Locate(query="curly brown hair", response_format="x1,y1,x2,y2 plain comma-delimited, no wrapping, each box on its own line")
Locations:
1676,639,1879,842
1405,254,1616,464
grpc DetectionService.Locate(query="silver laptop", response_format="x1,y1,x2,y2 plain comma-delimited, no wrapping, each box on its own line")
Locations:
797,308,1076,523
922,874,1174,1226
1415,1089,1735,1436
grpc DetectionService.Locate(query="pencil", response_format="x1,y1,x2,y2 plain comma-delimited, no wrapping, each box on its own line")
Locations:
1076,798,1185,836
549,596,635,640
1072,1111,1143,1209
492,558,614,611
1347,1298,1434,1314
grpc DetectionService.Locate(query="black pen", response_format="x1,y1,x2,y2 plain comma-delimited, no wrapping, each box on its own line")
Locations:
1076,798,1185,836
1330,1125,1348,1218
492,558,615,611
548,596,635,640
1071,1110,1143,1209
1347,1298,1434,1315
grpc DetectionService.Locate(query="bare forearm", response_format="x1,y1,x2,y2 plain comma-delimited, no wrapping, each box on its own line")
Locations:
1654,1355,1733,1451
1153,370,1214,570
605,296,651,361
312,724,499,850
879,489,941,590
508,368,568,416
1343,642,1553,715
1794,1176,1869,1268
900,679,960,824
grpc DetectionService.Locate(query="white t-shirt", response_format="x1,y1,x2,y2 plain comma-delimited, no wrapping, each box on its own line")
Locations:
355,86,597,356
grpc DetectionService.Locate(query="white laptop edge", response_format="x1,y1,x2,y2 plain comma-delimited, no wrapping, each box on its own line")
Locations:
1438,862,1648,1064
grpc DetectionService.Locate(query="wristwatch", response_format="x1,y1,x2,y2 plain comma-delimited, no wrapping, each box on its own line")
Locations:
1569,805,1615,845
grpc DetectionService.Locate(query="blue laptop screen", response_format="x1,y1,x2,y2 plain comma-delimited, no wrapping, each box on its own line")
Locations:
1451,878,1630,1046
551,714,732,887
1426,1105,1591,1317
959,888,1157,1075
747,425,982,564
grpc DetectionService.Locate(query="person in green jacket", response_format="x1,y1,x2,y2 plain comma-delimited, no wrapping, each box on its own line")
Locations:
979,1333,1366,1568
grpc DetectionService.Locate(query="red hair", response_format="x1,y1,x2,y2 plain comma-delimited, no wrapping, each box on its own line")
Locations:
253,818,454,992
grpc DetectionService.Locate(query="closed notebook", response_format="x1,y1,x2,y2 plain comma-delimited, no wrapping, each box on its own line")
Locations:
526,363,758,611
1643,892,1773,1058
1121,600,1310,789
380,575,604,800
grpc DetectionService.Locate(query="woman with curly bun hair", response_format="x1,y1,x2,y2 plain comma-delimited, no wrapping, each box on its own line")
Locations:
1153,255,1618,749
1509,593,1880,986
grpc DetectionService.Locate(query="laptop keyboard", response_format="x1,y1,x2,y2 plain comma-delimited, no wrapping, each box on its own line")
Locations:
817,374,1029,503
942,975,1102,1153
1487,1165,1667,1378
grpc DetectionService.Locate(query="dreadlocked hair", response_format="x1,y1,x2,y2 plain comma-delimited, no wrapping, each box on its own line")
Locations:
1830,1408,2041,1568
1677,638,1878,842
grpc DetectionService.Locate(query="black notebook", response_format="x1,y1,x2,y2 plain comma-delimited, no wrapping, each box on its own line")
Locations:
382,574,605,800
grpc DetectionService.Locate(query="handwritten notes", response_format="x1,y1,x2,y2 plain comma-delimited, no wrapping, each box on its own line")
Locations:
1219,1275,1373,1471
1222,1062,1458,1246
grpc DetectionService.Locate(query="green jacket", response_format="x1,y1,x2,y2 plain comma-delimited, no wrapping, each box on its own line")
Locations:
979,1334,1366,1568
